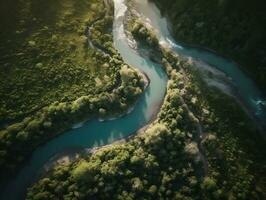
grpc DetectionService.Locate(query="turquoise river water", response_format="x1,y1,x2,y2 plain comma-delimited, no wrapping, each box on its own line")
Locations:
0,0,265,199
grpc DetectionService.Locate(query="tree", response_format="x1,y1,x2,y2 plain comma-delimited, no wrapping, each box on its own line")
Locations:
131,177,144,192
72,160,98,182
185,142,199,157
201,177,217,191
26,119,41,132
120,65,135,83
99,108,106,117
148,185,157,195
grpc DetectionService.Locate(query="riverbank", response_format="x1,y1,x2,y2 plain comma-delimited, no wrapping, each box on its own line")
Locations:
40,72,159,175
42,71,152,173
0,0,147,185
126,1,266,197
25,0,266,199
98,68,150,121
190,58,266,138
0,0,169,198
123,0,210,178
130,0,266,138
151,0,266,92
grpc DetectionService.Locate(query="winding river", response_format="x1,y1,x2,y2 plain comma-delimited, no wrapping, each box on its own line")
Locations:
133,0,266,128
1,0,265,199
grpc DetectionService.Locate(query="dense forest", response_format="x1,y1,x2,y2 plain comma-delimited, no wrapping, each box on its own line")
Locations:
152,0,266,90
26,15,266,200
0,0,145,181
1,0,266,199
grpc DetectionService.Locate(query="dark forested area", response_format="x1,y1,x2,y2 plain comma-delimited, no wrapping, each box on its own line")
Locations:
152,0,266,90
0,0,145,181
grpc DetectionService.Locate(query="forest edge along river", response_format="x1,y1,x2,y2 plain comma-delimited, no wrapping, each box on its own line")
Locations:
132,0,266,132
0,0,168,199
1,0,265,199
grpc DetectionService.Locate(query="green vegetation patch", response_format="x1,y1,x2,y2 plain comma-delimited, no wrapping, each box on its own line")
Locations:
26,20,266,200
0,0,112,121
0,0,145,180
